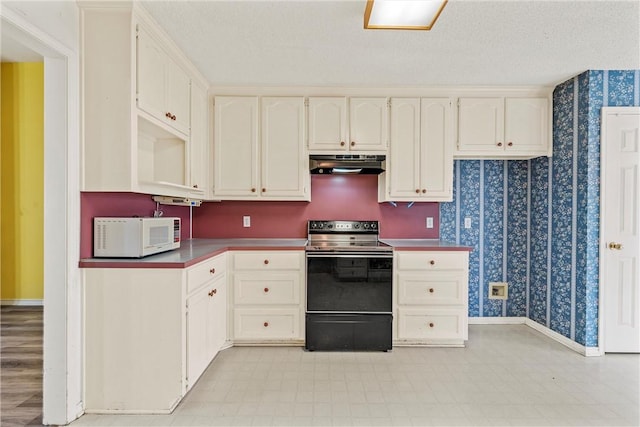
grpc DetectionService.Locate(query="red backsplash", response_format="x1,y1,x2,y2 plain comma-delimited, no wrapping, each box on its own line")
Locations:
80,192,192,258
80,176,439,258
193,175,439,239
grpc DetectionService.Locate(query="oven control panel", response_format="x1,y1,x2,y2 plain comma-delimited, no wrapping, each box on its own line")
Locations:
308,220,379,233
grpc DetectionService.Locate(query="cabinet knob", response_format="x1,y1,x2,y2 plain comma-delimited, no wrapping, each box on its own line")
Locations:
251,188,256,193
172,114,176,121
165,112,171,118
264,287,269,293
497,142,503,147
429,322,434,328
340,141,345,146
429,260,435,266
415,189,420,194
264,259,269,265
429,288,434,293
193,184,199,189
208,289,217,297
422,189,426,194
209,268,215,274
507,141,513,147
263,322,269,327
261,188,266,193
350,141,355,147
609,242,623,250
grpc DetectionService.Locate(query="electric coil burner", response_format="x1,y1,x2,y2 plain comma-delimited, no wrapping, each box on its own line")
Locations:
305,220,393,351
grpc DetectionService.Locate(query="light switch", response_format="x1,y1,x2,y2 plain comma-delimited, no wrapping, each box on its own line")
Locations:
243,216,251,227
464,217,472,229
426,217,434,229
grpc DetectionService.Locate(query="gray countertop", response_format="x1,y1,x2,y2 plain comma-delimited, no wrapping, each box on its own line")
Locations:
79,238,471,269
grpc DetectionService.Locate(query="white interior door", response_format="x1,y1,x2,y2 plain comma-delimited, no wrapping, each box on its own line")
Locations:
602,107,640,353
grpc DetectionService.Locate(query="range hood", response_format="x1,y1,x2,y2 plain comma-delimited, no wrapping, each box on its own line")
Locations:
309,154,386,175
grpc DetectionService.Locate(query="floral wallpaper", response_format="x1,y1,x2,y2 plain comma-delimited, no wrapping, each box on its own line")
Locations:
441,69,640,349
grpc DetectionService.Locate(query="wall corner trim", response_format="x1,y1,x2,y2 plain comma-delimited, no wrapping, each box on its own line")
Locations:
524,318,603,357
468,317,603,357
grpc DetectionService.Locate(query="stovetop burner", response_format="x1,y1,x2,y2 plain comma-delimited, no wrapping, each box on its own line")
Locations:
306,220,391,253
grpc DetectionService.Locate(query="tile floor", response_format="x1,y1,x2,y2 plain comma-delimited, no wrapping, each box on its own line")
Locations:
71,325,639,426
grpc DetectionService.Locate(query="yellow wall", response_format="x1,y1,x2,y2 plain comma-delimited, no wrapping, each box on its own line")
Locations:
1,62,44,301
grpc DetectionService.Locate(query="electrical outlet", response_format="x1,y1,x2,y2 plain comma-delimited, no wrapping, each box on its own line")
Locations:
464,217,472,229
426,217,434,229
243,216,251,227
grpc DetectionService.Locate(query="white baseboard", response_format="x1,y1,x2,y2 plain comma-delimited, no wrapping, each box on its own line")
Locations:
467,316,603,357
468,316,526,325
524,318,603,357
1,299,44,306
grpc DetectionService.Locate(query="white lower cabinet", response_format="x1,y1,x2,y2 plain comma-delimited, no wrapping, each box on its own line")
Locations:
82,253,227,413
230,250,305,344
394,250,469,346
186,255,227,390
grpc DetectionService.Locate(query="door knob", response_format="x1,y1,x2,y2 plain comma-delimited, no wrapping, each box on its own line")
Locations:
608,242,623,250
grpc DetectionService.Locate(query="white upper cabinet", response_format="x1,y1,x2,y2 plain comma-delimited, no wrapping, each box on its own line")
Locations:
137,25,191,136
213,96,259,197
381,98,453,202
188,82,209,197
80,4,209,198
349,97,388,152
455,96,550,159
308,97,347,151
213,96,309,200
308,97,388,153
261,97,308,198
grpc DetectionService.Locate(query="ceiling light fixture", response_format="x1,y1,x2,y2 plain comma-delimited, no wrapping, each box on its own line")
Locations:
364,0,448,31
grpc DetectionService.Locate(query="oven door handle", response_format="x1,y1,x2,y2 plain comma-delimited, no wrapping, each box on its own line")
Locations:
306,252,393,258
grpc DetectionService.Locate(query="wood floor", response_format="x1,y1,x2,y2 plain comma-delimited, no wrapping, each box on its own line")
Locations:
1,306,44,426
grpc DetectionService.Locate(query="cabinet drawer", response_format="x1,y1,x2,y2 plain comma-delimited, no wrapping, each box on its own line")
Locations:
233,308,301,340
396,251,467,271
187,255,226,294
233,272,301,305
397,272,465,306
232,251,303,270
397,308,467,341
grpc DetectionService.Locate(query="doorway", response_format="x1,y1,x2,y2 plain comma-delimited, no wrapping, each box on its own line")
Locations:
601,107,640,353
1,8,82,425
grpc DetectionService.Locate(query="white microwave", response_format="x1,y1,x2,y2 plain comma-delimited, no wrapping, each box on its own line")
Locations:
93,217,181,258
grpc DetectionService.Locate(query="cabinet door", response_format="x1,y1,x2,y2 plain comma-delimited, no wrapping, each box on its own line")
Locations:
504,97,549,154
186,286,209,390
349,97,388,152
208,273,227,357
388,98,422,199
189,82,208,197
136,26,166,124
457,97,504,153
308,97,347,151
261,97,309,199
213,96,259,196
165,57,191,135
421,98,453,201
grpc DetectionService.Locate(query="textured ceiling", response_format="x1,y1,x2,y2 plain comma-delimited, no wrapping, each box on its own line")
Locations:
142,0,640,88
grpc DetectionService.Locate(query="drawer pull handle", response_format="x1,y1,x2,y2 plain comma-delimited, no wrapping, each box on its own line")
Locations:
209,268,215,274
429,260,435,266
429,288,434,293
264,259,269,265
264,287,269,293
263,322,269,327
429,322,434,328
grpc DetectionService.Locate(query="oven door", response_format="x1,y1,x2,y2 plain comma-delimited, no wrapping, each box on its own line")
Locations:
306,252,393,313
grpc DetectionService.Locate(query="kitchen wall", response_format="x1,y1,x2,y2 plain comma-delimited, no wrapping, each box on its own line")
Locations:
1,62,44,302
529,70,640,347
193,175,439,239
441,70,640,349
